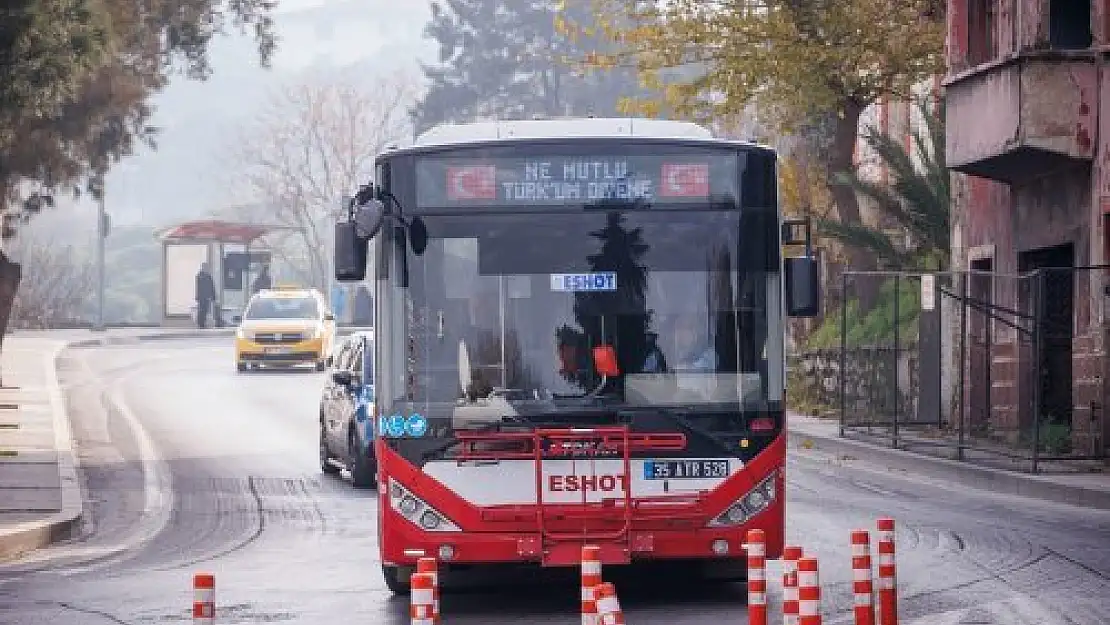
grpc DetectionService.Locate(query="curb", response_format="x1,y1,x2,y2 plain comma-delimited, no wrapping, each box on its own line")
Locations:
66,329,237,348
0,329,234,562
786,427,1110,512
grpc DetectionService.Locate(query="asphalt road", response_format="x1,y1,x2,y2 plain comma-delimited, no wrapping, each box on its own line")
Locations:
1,338,1108,624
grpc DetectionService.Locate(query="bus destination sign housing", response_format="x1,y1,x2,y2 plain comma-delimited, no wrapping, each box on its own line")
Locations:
414,150,740,210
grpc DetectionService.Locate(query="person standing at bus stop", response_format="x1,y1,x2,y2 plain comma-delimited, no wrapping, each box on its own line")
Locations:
195,262,217,328
251,264,272,294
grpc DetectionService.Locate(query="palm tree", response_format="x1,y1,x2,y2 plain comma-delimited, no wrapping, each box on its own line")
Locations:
816,97,949,271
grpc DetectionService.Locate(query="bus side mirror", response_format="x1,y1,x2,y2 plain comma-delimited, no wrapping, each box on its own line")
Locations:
335,221,369,282
409,216,428,256
785,256,821,317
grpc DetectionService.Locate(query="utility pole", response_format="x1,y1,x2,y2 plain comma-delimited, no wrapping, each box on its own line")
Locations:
94,193,107,331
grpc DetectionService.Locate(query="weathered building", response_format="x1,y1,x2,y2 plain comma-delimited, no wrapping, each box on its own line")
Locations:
945,0,1109,456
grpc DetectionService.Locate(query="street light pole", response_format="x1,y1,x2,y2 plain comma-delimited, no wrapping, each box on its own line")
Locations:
94,194,106,332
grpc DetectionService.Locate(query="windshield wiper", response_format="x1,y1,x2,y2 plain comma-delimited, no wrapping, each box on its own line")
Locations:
418,417,529,463
645,408,739,458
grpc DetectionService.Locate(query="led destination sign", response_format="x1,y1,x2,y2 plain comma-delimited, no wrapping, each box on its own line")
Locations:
414,152,739,209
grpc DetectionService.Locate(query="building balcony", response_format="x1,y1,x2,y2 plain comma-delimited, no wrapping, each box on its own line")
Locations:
944,52,1099,184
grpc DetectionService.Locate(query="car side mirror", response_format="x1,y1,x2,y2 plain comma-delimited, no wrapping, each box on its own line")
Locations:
332,370,353,386
785,256,821,317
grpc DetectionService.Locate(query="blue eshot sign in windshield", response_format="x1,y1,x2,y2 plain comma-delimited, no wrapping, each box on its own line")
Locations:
550,272,617,292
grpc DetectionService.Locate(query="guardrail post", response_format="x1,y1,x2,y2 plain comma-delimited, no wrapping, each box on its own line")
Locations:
595,582,625,625
851,530,875,625
798,556,821,625
417,556,440,623
410,572,435,625
192,573,215,624
876,518,898,625
782,545,803,625
581,545,602,625
746,528,767,625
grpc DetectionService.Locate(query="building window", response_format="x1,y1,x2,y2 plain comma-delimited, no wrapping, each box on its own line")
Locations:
1049,0,1092,50
967,0,996,66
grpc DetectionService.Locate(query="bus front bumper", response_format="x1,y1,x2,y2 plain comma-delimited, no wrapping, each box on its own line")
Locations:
380,501,784,568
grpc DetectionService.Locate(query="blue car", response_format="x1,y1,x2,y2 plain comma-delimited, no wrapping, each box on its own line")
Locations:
318,330,377,488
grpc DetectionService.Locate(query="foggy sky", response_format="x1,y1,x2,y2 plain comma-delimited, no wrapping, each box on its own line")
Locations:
87,0,434,229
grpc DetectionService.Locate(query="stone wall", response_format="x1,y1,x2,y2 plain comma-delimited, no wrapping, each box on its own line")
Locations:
792,346,921,424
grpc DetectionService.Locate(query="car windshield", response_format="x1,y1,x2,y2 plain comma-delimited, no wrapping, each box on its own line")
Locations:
383,207,784,429
244,296,319,320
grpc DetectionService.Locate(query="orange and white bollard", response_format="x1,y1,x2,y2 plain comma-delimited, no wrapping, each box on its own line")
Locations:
192,573,215,624
745,529,768,625
782,545,803,625
581,545,603,625
798,556,821,625
410,572,436,625
594,582,625,625
416,557,440,624
876,518,898,625
851,530,875,625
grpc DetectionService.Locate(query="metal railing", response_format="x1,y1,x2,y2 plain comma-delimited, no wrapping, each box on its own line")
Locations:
818,266,1109,473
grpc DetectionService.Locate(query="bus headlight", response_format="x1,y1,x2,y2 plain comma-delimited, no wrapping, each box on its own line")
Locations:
706,472,778,528
419,511,441,530
388,478,462,533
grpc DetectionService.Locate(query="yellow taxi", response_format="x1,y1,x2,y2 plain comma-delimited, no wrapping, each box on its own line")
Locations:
234,286,337,372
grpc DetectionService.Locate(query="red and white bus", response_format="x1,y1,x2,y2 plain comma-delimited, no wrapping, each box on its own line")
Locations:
332,117,821,593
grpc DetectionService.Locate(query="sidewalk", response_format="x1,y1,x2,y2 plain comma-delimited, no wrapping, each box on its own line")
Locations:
788,412,1110,511
0,327,236,562
0,336,79,562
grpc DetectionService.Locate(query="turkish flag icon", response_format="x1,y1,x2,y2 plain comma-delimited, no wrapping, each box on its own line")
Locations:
660,163,710,197
446,166,498,200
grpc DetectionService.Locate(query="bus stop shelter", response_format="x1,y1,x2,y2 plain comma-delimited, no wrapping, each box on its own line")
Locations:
155,220,288,328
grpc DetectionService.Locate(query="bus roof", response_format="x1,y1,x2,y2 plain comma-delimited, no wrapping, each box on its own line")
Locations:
391,117,772,156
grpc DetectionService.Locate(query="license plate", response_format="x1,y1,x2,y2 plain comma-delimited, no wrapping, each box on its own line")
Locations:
643,459,729,480
264,347,291,355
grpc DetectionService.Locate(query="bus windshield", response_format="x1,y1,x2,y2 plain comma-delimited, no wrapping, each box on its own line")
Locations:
392,207,784,431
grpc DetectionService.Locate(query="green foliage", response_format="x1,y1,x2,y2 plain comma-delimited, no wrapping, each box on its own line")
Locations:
815,98,951,271
0,0,109,126
411,0,655,134
566,0,945,128
807,278,921,349
1020,417,1073,455
785,357,838,418
0,0,276,238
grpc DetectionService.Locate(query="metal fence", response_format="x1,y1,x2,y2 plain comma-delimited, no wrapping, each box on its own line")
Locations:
828,266,1108,473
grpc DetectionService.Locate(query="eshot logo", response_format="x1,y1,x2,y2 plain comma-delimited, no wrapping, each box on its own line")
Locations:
550,272,617,292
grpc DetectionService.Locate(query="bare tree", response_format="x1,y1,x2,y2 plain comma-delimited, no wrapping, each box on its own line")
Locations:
229,70,419,290
5,231,96,330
